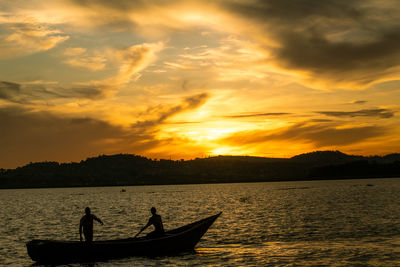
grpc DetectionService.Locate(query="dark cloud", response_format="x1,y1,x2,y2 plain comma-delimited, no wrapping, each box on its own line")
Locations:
273,30,400,84
0,19,69,59
0,81,45,104
316,109,395,118
132,93,209,129
0,81,21,100
352,100,367,105
69,0,149,31
72,0,147,10
311,119,334,123
184,92,209,107
224,121,386,147
0,80,110,104
66,85,110,99
225,0,400,87
226,0,363,22
225,112,291,118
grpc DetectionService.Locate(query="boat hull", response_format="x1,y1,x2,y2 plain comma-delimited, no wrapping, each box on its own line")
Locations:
27,212,221,263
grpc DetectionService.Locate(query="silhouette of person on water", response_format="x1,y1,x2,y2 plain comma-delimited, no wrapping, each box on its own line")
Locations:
135,207,165,238
79,207,103,242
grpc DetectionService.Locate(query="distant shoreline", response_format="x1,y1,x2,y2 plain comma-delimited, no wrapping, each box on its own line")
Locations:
1,151,400,189
1,176,400,190
0,176,400,190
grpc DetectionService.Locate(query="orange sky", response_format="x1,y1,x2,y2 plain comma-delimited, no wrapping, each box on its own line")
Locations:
1,0,400,168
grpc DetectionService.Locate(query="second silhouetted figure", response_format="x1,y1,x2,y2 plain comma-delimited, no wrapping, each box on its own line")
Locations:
135,207,165,238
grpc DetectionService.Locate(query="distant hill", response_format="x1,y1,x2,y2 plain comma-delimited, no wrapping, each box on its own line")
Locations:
0,151,399,189
290,150,362,163
380,153,400,162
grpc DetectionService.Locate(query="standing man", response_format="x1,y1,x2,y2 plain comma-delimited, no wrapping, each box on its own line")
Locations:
135,207,165,238
79,207,104,242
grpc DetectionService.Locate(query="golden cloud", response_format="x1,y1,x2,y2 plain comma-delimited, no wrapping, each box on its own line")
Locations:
0,15,69,58
62,47,106,71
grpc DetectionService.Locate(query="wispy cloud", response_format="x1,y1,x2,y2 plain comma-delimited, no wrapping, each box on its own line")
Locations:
63,57,106,71
316,109,395,118
164,61,195,70
0,81,20,101
0,80,108,103
225,112,291,118
0,15,69,58
108,42,164,84
175,36,270,82
62,47,106,71
73,42,164,97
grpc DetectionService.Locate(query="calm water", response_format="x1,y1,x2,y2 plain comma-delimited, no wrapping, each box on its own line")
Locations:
1,178,400,266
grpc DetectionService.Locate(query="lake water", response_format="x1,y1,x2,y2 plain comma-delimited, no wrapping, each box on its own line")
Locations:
1,178,400,266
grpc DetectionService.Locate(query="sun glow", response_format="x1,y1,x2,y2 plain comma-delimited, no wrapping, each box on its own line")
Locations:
161,122,242,142
209,146,237,156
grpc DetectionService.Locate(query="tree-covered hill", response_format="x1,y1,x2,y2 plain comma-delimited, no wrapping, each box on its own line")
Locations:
1,151,400,189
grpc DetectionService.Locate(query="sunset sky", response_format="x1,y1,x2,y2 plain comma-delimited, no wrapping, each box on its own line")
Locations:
1,0,400,168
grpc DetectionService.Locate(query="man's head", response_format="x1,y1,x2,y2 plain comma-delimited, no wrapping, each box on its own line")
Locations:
151,207,156,215
85,207,91,215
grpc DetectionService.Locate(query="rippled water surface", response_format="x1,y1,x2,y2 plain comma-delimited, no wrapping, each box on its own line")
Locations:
1,178,400,266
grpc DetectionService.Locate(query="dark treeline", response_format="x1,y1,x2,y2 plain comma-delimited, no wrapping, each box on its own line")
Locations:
1,151,400,189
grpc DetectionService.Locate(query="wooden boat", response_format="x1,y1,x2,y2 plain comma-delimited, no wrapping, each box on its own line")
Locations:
26,212,221,263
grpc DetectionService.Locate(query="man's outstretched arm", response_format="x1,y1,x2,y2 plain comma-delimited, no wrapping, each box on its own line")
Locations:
94,215,104,225
134,218,152,238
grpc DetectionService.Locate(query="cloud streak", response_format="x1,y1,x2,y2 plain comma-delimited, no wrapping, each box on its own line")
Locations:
0,81,21,101
132,93,210,130
224,112,291,118
0,80,107,103
351,100,367,105
224,121,387,147
316,109,395,118
62,47,106,71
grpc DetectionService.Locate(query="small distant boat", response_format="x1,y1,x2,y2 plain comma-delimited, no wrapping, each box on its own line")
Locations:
26,212,221,264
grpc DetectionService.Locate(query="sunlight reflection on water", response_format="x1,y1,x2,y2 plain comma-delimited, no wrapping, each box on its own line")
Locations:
1,178,400,266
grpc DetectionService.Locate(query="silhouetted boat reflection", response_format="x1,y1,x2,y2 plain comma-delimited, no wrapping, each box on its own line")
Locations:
26,212,221,264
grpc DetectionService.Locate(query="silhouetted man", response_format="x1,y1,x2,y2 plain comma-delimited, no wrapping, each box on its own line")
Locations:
79,207,103,242
135,207,165,238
